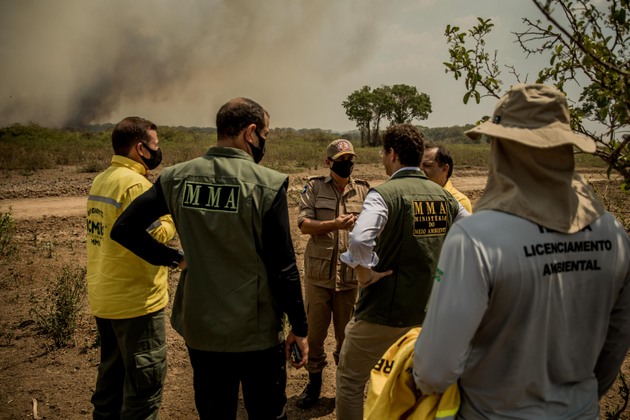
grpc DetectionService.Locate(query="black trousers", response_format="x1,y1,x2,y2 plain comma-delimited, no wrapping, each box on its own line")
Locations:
187,343,287,420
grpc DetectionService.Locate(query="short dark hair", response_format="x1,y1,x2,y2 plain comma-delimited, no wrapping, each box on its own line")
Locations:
111,117,157,156
216,97,268,139
383,124,425,167
430,145,454,179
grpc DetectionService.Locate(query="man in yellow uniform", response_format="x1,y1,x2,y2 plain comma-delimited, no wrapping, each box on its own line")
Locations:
86,117,176,419
421,145,472,213
296,139,369,409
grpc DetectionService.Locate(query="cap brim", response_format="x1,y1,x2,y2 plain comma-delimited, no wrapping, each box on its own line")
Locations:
331,151,357,160
465,122,596,153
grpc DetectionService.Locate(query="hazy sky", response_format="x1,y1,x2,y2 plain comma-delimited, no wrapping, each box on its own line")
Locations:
0,0,551,131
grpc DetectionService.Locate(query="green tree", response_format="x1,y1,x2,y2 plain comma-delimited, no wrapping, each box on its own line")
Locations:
444,0,629,189
343,86,373,146
369,86,393,146
343,84,432,146
387,84,432,125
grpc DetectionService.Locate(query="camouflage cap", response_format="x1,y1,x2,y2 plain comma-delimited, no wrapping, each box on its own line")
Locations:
326,139,357,160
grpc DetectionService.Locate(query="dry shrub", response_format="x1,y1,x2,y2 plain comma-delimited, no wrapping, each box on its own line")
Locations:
31,265,87,348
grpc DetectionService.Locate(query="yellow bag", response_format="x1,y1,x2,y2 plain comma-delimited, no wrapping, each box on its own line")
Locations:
364,327,460,420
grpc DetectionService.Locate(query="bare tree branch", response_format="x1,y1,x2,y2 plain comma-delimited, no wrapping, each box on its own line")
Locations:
532,0,630,76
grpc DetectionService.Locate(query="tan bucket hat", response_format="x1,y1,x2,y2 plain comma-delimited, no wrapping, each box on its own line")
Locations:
469,84,605,233
465,84,596,153
327,139,357,160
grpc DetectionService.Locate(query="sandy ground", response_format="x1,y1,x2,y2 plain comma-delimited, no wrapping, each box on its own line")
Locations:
0,164,627,419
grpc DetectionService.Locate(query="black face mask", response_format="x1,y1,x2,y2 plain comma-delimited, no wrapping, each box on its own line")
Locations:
140,142,163,170
331,160,354,178
250,129,267,164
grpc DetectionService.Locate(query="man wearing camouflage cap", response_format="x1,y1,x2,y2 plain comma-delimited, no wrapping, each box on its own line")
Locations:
296,139,370,409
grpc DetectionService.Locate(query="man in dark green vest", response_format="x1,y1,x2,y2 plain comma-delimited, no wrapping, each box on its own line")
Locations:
111,97,308,420
334,124,462,420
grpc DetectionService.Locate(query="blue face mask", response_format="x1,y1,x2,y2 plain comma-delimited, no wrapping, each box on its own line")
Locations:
250,129,267,163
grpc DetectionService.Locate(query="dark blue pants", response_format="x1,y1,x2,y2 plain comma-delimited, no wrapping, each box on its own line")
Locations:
187,343,287,420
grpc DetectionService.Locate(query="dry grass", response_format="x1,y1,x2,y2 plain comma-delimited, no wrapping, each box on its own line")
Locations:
0,123,607,173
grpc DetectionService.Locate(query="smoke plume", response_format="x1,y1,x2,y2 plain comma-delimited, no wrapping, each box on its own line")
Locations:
0,0,392,129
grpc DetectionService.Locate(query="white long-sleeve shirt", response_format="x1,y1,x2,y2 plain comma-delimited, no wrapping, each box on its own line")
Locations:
341,167,469,269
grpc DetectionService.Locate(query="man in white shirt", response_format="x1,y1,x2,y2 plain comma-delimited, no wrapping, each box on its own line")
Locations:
334,124,461,420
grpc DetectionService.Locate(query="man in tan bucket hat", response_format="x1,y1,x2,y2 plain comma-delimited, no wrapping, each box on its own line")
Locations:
413,84,630,418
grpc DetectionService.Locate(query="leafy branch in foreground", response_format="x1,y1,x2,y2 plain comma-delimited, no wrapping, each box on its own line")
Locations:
444,0,629,189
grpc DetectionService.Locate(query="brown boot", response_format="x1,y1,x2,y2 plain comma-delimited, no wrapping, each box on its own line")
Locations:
296,372,322,409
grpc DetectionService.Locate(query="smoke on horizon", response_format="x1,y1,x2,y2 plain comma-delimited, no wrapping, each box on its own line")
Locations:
0,0,392,129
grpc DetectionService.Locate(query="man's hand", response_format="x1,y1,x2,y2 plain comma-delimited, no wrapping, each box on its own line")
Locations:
356,265,393,288
335,214,357,231
285,331,309,369
300,213,357,235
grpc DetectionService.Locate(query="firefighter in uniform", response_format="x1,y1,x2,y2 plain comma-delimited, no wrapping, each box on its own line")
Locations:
296,139,370,409
86,117,175,419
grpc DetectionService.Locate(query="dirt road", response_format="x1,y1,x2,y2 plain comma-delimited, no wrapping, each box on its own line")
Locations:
0,172,491,220
0,164,627,419
0,196,87,219
0,169,613,220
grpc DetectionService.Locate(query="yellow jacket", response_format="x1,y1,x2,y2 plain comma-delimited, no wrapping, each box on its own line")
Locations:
87,155,175,319
365,327,460,420
444,180,472,214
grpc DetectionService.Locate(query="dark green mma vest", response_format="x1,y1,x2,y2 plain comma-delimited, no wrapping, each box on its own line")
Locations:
160,147,289,352
355,169,459,327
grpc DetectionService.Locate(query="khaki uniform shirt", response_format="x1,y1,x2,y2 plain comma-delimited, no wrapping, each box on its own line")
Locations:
298,175,369,291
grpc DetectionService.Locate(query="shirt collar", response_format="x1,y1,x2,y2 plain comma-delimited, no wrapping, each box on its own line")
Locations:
390,166,421,178
207,146,253,161
325,174,355,192
111,155,147,176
